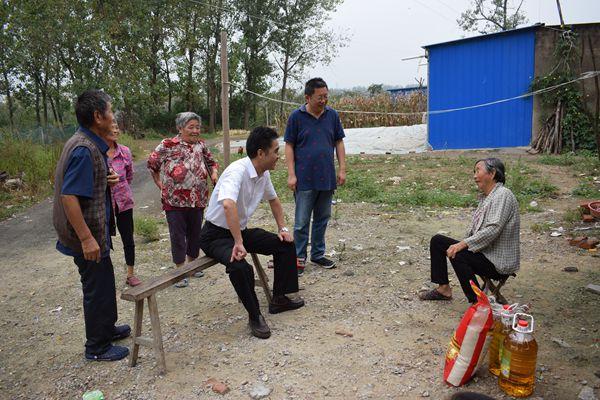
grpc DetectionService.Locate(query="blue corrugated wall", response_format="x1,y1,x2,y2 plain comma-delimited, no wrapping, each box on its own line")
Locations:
427,29,535,149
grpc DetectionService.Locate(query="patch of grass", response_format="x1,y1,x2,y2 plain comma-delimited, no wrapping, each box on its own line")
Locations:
269,168,294,203
563,208,582,224
537,153,578,166
572,180,600,198
525,203,542,213
117,132,147,160
267,155,558,211
333,170,476,208
530,221,554,233
506,160,559,209
134,216,162,242
0,133,62,220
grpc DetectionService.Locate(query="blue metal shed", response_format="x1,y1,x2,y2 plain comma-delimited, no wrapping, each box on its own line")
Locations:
423,25,539,149
386,86,427,98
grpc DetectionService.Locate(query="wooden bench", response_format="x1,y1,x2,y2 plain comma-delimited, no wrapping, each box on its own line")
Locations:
480,273,516,305
120,254,271,374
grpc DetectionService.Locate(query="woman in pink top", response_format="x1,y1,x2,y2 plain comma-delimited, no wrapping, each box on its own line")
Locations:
107,120,140,286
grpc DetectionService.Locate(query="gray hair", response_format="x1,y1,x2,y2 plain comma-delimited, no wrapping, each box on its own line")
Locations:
175,112,201,129
475,157,506,184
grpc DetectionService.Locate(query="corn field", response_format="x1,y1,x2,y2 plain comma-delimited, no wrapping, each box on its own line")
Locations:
332,92,427,128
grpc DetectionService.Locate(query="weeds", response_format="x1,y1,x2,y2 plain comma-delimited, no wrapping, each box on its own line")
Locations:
506,160,558,209
572,180,600,198
562,208,582,224
0,134,62,219
530,221,554,233
537,153,578,166
134,216,162,242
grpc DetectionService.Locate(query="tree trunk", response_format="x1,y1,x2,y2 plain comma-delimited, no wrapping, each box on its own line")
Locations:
34,77,41,128
55,66,63,126
243,92,250,130
186,47,195,111
207,69,217,133
164,55,172,113
185,12,198,111
49,94,59,125
279,52,290,124
586,36,600,160
243,70,253,130
1,69,15,132
42,76,49,130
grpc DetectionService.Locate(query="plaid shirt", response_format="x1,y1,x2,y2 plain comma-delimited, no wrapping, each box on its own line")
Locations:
464,183,520,274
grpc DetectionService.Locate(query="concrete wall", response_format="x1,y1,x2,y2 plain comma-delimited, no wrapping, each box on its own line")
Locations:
532,24,600,144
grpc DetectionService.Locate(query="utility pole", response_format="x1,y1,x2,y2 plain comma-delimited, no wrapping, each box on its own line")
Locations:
220,31,230,168
555,0,565,27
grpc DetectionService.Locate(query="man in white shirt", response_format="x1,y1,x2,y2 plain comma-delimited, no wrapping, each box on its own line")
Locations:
199,127,304,339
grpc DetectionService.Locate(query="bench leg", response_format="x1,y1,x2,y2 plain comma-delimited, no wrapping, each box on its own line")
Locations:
147,294,167,374
129,299,144,367
251,253,272,305
493,280,508,305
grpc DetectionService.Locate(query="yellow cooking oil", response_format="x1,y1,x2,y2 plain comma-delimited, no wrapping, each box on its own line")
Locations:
499,318,538,397
488,304,512,376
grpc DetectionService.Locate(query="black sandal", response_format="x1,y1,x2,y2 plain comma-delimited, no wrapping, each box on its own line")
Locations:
418,288,452,301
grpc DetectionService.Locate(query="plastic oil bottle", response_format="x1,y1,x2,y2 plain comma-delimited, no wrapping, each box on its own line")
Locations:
498,314,538,397
488,304,513,376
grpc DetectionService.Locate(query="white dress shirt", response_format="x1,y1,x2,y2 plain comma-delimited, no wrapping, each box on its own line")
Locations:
205,157,278,230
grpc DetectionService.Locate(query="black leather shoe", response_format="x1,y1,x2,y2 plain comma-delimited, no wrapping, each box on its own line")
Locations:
269,295,305,314
249,315,271,339
112,324,131,341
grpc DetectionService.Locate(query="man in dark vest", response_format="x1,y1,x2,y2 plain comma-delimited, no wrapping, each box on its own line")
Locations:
53,90,130,361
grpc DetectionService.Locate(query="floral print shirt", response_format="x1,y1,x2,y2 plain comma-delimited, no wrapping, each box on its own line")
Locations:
108,143,134,213
147,135,218,209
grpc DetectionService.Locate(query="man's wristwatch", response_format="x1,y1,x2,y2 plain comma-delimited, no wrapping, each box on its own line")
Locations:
279,227,289,233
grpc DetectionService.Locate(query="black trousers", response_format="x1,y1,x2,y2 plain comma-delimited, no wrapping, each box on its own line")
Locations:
165,208,204,264
115,207,135,266
430,234,507,303
199,221,299,319
74,255,118,355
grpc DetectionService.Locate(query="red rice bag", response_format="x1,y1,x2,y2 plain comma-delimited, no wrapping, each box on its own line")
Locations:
444,280,494,386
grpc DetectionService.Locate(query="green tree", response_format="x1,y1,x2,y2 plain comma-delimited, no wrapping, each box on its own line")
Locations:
272,0,345,122
235,0,277,129
458,0,528,34
0,0,17,131
367,84,384,96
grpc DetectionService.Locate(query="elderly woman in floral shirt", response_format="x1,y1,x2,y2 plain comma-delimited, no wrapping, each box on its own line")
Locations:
147,112,218,287
107,120,141,286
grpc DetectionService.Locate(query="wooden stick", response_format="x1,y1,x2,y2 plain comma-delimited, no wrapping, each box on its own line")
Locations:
220,31,230,168
147,295,166,375
129,299,144,367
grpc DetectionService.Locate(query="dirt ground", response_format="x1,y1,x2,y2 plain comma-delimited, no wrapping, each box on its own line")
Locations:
0,150,598,400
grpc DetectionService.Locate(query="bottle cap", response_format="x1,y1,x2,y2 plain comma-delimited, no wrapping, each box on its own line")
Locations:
518,320,528,327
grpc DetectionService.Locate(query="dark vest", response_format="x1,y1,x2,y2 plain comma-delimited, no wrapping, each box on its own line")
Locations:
53,130,109,255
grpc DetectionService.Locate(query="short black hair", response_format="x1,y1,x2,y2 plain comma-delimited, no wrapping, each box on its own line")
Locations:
475,157,506,184
75,90,112,128
246,126,278,158
304,77,328,96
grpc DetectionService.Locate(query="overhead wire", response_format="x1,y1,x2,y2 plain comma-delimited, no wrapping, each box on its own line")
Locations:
225,70,600,116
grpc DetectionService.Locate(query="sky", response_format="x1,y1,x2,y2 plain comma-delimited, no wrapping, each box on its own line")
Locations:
304,0,600,89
